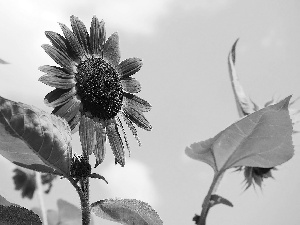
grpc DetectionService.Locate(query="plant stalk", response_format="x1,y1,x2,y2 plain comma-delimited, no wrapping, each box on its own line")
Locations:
79,176,90,225
198,172,224,225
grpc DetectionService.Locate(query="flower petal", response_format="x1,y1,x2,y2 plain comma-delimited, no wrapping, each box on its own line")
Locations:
116,115,130,152
79,116,95,155
45,31,68,53
59,22,86,60
103,32,120,67
69,111,81,131
106,120,125,166
70,15,90,57
119,58,143,78
39,74,76,89
94,122,106,167
121,78,141,93
53,97,81,122
123,107,152,131
44,88,76,107
123,93,151,112
39,65,73,78
45,31,79,62
120,112,141,146
41,44,76,73
90,16,106,55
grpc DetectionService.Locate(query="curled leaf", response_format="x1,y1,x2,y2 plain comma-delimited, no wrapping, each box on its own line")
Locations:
228,39,255,116
91,198,163,225
210,194,233,208
186,96,294,172
0,95,72,176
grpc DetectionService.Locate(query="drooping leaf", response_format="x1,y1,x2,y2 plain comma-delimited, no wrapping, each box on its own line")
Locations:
0,205,41,225
0,96,72,176
210,194,233,208
91,198,163,225
228,39,255,117
186,96,293,172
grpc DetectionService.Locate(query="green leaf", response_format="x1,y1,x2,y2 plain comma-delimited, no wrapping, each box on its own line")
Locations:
0,95,72,176
228,39,255,117
210,194,233,208
0,205,41,225
91,198,163,225
185,96,294,172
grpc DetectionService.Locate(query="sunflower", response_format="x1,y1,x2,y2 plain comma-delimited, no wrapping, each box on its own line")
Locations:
236,97,299,190
39,15,152,167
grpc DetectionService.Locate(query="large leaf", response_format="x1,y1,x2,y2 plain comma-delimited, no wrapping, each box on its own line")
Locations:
185,96,293,172
91,198,163,225
0,96,72,176
228,39,255,117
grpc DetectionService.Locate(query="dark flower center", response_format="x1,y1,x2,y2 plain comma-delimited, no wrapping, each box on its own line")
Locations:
76,57,123,120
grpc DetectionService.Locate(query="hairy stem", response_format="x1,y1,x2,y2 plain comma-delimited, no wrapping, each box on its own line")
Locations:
198,172,224,225
35,172,48,225
80,152,90,225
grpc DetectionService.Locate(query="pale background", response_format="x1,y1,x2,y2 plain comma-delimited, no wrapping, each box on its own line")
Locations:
0,0,300,224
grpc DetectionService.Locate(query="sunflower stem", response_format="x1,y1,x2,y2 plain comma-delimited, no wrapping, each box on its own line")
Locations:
79,174,90,225
78,115,92,225
198,171,224,225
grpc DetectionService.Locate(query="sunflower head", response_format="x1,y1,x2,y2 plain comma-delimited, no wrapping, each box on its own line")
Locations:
39,15,152,167
237,166,275,190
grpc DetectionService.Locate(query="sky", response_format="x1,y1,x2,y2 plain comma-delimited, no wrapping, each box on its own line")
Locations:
0,0,300,224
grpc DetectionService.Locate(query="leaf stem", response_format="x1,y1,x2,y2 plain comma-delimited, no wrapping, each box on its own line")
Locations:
35,172,48,225
198,171,224,225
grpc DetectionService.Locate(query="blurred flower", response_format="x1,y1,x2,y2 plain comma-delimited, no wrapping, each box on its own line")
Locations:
12,168,36,199
12,168,57,199
39,16,152,167
41,173,57,194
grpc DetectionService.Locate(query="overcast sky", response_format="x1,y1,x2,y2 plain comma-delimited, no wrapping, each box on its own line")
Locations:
0,0,300,224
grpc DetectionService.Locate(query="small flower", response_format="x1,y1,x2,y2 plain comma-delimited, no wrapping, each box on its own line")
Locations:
237,166,276,189
236,97,299,189
70,154,92,179
39,16,152,167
